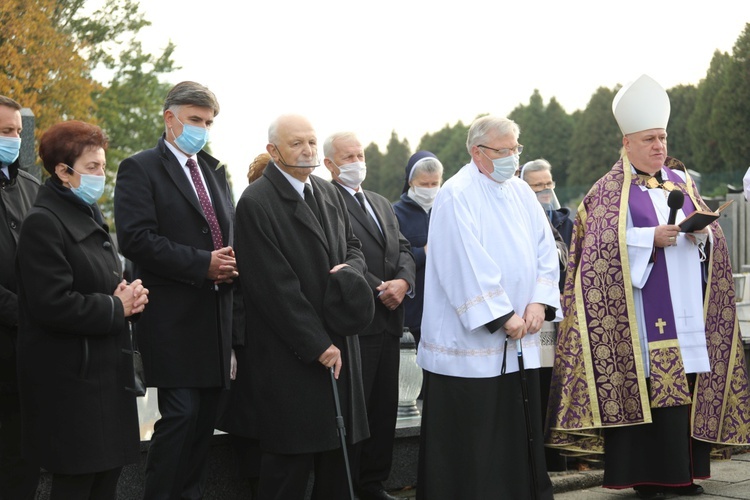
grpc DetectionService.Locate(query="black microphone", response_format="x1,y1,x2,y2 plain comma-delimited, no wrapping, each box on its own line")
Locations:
667,189,684,225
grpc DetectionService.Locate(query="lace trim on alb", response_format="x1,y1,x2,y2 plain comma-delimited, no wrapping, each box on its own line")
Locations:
455,287,504,316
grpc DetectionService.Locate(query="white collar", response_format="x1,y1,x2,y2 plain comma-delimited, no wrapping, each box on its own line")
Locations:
165,140,197,168
273,162,311,198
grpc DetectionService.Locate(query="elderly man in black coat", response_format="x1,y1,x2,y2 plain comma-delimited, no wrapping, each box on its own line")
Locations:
223,114,371,500
114,81,237,500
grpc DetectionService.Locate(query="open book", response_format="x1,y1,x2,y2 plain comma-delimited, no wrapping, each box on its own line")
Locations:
678,199,733,232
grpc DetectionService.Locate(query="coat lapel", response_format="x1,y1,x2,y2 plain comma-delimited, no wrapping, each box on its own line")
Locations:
197,152,232,247
363,190,387,249
157,139,233,247
35,185,104,243
264,164,329,252
334,182,384,248
157,139,205,219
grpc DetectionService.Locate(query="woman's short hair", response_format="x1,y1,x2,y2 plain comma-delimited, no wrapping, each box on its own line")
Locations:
39,121,108,180
247,152,272,184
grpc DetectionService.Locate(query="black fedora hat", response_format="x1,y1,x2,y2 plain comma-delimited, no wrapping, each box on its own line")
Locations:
323,265,374,336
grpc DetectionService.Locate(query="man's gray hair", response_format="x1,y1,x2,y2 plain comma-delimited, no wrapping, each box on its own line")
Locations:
163,81,220,116
465,115,520,154
520,158,552,181
323,131,359,159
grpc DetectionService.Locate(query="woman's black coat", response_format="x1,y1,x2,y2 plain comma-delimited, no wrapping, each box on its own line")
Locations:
15,182,139,474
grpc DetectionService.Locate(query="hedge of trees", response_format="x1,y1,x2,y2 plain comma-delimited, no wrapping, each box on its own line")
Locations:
3,2,748,213
364,24,750,207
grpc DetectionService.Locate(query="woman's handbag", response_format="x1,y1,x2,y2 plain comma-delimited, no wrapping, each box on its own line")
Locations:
125,322,147,396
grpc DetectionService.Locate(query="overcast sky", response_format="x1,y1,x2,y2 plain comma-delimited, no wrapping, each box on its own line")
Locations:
99,1,750,200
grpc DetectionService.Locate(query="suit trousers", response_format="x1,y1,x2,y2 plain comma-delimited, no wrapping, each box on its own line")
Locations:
144,387,221,500
353,332,400,489
258,448,350,500
50,467,122,500
0,393,39,500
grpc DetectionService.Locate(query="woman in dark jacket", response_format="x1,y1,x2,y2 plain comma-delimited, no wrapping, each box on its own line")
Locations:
392,151,443,347
15,121,149,500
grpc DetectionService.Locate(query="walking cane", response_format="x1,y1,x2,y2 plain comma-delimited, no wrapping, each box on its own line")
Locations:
516,340,539,500
330,367,356,500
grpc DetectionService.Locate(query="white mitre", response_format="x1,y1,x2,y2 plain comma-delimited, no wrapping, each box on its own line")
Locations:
612,74,671,135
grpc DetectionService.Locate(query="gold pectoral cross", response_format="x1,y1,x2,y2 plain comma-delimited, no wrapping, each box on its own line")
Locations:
655,318,667,334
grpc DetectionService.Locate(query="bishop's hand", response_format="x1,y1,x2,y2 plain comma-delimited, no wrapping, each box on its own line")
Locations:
654,224,680,248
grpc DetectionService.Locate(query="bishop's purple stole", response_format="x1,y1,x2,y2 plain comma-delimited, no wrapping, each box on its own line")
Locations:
628,168,696,408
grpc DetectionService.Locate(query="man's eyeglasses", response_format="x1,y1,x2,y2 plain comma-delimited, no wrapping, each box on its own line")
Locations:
529,181,556,191
478,144,524,157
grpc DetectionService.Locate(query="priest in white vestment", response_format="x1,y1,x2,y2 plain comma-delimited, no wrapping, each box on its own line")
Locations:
416,115,561,500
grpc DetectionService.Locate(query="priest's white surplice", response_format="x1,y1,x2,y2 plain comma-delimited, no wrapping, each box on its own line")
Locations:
417,162,562,378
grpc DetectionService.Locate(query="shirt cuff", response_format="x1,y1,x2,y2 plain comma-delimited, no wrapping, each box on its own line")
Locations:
485,311,514,334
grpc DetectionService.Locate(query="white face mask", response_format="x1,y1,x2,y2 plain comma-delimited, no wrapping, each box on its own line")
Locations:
480,150,519,183
408,186,439,211
336,161,367,188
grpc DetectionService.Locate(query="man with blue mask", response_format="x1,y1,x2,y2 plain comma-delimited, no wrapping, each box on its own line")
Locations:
416,115,561,500
114,81,237,499
0,95,41,500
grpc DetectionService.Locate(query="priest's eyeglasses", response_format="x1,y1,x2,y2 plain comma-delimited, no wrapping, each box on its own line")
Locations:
478,144,524,157
529,181,556,191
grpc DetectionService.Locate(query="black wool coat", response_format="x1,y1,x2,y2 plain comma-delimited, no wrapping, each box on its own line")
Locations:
0,160,40,391
219,163,369,454
15,182,139,474
114,138,235,389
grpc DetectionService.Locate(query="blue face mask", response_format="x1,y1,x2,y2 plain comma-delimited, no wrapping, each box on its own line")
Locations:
0,136,21,165
481,151,519,183
172,116,209,155
68,167,105,205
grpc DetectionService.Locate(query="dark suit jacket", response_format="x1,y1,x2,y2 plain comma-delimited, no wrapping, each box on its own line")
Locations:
334,182,415,338
220,163,369,455
114,137,234,389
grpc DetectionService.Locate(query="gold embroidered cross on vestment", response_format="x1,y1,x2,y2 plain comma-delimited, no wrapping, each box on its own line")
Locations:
655,318,667,334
